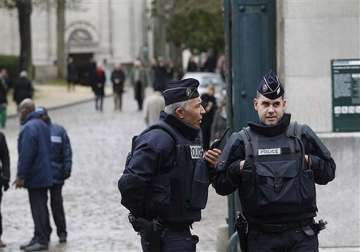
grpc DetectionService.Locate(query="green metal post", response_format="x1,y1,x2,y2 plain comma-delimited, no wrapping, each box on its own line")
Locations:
223,0,277,250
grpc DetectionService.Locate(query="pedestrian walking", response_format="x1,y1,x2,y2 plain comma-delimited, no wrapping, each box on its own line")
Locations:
118,78,221,252
0,69,8,128
14,99,52,252
35,106,72,244
187,56,198,72
143,87,165,126
13,71,34,111
0,130,10,248
132,60,147,111
211,71,336,252
67,57,78,92
200,84,217,150
93,65,106,112
111,64,126,111
152,58,169,92
211,98,227,142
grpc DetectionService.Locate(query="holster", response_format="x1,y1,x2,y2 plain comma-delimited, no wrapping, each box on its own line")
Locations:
311,219,327,234
128,213,163,252
235,213,248,252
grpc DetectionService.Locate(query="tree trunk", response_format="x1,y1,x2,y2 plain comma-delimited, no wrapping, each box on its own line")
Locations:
16,0,32,78
57,0,66,79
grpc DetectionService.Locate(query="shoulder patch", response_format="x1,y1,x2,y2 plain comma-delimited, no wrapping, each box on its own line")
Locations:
51,136,62,143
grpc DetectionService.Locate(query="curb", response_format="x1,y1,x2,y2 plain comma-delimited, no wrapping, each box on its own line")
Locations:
7,94,113,119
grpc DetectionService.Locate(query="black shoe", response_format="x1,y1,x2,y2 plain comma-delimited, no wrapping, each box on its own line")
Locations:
24,242,48,252
59,235,67,243
20,239,36,250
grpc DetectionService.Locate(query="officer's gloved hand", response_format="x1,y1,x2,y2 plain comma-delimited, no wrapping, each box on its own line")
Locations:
0,178,9,191
3,181,9,191
63,172,71,180
241,159,253,171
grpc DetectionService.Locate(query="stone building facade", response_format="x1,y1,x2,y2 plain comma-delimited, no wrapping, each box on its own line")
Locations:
0,0,151,80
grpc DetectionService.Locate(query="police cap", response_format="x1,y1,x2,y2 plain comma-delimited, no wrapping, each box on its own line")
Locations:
35,106,48,116
257,70,284,99
163,78,200,106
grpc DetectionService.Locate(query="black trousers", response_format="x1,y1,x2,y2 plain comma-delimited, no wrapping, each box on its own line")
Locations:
50,184,67,238
0,186,3,237
141,227,198,252
247,227,319,252
95,95,104,111
28,188,51,244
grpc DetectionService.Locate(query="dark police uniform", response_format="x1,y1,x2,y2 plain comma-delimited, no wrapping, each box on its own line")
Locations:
212,72,336,252
118,79,210,252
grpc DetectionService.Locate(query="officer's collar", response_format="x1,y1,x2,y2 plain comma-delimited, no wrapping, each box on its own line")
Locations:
160,112,200,141
248,113,291,137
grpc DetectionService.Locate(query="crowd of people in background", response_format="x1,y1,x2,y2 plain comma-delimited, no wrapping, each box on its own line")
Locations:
63,50,228,148
0,68,34,128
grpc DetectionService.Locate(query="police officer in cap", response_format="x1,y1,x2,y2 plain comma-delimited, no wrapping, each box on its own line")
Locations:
211,71,336,251
118,78,221,252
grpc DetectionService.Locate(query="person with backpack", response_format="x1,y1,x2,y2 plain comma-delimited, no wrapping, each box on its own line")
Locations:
118,78,221,252
211,71,336,252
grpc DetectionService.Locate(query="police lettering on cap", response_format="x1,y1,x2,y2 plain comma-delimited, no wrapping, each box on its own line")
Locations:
163,78,200,106
257,71,284,99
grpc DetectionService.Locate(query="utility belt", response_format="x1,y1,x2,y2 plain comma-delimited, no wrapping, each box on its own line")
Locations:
128,214,193,252
161,221,192,232
249,218,315,233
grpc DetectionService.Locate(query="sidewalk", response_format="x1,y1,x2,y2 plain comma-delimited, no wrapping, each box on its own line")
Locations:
6,84,111,118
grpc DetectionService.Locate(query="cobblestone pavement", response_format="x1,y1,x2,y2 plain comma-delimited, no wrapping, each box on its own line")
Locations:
0,90,227,252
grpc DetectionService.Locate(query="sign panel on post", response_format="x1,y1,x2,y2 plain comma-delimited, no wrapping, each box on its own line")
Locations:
331,59,360,132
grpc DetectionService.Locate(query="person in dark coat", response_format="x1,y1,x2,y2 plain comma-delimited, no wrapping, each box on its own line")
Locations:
118,78,222,252
13,71,34,110
35,106,72,244
14,99,52,252
211,71,336,252
67,57,78,92
152,58,169,92
132,60,147,111
111,64,126,111
211,98,227,143
200,85,217,150
93,65,106,111
0,130,10,248
187,57,198,72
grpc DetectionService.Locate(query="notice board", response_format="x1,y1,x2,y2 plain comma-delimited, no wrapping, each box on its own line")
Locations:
331,59,360,132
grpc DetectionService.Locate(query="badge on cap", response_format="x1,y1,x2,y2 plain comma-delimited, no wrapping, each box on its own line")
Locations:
186,87,192,98
262,84,268,93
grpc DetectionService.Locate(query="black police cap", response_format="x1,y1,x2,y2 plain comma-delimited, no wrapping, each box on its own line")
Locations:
257,70,284,99
163,78,200,106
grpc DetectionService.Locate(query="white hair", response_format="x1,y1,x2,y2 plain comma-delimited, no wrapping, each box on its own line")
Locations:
164,101,187,115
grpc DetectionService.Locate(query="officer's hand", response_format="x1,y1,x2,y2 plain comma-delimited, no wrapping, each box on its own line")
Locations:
13,178,24,189
204,148,222,167
3,182,9,191
63,172,71,180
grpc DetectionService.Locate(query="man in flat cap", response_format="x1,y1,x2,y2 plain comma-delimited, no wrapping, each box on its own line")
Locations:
118,78,221,252
211,71,336,252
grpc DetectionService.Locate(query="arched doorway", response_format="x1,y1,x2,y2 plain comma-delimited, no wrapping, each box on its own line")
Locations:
66,22,99,85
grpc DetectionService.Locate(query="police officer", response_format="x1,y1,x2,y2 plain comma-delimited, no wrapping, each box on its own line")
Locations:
118,78,221,252
35,107,72,243
211,71,336,252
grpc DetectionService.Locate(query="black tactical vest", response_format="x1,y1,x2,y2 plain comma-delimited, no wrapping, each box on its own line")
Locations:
238,122,317,218
140,122,209,223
